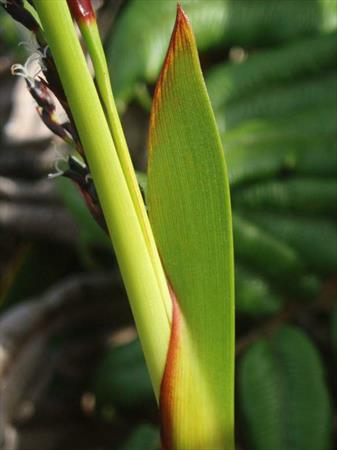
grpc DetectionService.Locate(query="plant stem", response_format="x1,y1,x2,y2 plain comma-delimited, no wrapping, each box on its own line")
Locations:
78,20,172,325
33,0,171,399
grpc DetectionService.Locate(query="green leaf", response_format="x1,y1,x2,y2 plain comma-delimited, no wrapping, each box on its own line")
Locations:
147,6,234,449
217,72,337,131
238,326,332,450
225,137,337,186
235,265,282,315
233,178,337,217
206,31,337,112
221,105,337,145
233,213,303,281
243,212,337,274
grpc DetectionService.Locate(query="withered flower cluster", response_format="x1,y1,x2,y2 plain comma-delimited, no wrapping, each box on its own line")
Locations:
2,0,106,230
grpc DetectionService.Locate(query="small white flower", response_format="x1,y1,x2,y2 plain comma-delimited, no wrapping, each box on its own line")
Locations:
48,146,69,179
85,173,93,184
11,44,49,86
11,53,39,87
18,38,49,71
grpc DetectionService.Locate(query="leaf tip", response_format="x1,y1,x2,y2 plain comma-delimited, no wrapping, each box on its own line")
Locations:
161,3,192,74
176,3,189,25
174,3,194,48
149,3,194,140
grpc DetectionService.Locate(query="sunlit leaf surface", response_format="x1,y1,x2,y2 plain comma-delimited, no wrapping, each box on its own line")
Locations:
147,6,234,449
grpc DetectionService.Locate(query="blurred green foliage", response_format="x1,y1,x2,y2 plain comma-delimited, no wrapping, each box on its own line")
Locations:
332,300,337,357
0,7,29,60
238,326,332,450
0,8,20,51
93,339,155,413
119,424,160,450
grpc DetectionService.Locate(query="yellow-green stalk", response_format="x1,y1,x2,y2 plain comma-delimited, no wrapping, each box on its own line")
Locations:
67,0,172,325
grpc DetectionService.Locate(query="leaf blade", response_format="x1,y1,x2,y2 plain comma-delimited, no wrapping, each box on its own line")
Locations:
147,6,234,449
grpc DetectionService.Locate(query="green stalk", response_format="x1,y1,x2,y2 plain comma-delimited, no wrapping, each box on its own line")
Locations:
32,0,171,399
77,19,172,325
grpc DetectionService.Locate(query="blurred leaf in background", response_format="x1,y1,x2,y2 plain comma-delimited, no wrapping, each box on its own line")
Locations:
238,326,332,450
93,339,155,414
